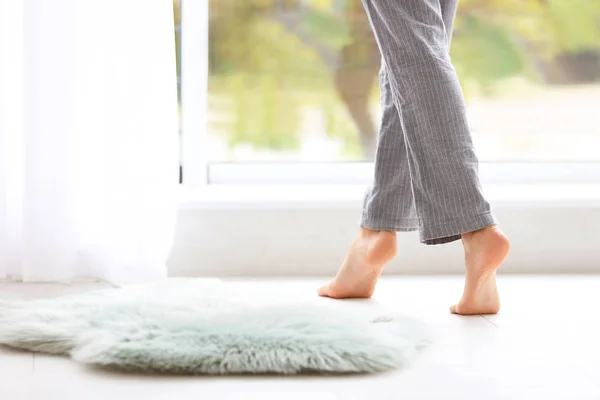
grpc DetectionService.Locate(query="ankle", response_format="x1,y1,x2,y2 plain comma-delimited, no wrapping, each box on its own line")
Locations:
462,225,497,242
359,227,395,239
360,230,397,265
462,225,509,257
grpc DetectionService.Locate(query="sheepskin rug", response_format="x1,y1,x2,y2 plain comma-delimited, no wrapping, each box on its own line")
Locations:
0,278,430,375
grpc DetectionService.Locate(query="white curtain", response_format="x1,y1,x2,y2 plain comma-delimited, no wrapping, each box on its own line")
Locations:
0,0,179,284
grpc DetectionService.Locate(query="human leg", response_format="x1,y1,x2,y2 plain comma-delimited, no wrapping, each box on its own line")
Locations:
320,0,509,311
319,0,463,299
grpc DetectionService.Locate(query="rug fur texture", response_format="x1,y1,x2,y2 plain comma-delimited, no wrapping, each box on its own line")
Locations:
0,278,430,375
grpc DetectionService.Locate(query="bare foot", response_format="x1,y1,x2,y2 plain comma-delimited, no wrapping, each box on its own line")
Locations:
318,228,397,299
450,225,510,315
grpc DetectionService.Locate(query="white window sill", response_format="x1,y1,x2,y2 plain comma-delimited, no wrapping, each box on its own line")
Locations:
172,183,600,276
179,183,600,210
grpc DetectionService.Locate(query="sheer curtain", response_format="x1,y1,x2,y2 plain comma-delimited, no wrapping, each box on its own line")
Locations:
0,0,179,284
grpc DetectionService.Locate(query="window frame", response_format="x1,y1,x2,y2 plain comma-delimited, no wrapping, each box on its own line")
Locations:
179,0,600,189
180,0,208,187
206,162,600,185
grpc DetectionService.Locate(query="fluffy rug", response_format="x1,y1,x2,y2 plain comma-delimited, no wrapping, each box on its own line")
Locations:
0,278,430,375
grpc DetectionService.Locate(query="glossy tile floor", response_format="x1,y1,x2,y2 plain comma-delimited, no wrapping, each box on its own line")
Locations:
1,276,599,400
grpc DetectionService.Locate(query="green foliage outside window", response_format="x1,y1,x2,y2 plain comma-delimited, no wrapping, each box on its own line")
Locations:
175,0,600,154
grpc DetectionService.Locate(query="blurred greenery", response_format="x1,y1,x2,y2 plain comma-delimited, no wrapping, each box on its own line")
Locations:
174,0,600,156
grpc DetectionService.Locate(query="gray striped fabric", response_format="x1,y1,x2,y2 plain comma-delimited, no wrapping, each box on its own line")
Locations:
360,0,496,245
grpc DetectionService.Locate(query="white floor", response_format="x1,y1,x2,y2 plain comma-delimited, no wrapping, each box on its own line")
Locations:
1,275,599,400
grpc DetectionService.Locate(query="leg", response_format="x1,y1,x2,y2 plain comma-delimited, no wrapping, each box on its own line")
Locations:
362,0,458,233
318,60,408,299
318,0,457,299
318,0,458,299
363,0,496,244
320,0,509,314
438,0,510,314
366,0,508,313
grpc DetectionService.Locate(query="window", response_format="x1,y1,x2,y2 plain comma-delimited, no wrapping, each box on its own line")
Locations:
178,0,600,186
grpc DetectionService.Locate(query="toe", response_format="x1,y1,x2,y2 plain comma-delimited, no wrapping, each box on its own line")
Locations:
317,284,330,297
449,304,458,314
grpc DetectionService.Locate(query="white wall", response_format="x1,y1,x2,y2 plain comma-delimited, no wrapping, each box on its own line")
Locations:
168,203,600,277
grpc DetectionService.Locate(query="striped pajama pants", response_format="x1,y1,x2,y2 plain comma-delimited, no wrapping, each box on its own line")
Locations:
360,0,496,245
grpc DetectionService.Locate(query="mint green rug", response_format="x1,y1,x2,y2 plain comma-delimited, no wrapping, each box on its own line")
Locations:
0,279,430,375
